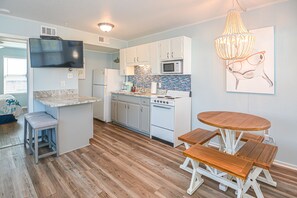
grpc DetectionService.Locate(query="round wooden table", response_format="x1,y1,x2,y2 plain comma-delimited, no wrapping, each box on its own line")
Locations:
197,111,271,154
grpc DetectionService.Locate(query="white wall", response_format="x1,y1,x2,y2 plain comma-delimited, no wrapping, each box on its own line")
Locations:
128,1,297,166
78,50,114,97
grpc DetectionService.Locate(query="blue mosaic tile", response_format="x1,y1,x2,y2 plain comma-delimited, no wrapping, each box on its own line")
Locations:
128,66,191,91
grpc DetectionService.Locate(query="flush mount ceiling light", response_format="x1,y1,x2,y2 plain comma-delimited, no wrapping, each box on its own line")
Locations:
98,22,114,32
215,0,255,60
0,41,4,49
0,8,11,14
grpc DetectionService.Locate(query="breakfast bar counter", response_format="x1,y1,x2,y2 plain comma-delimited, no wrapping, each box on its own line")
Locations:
34,90,99,155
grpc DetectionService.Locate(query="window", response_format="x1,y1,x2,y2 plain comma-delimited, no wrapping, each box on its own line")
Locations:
3,57,27,94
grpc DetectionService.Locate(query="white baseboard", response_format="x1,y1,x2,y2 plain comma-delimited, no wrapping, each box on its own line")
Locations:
208,141,297,171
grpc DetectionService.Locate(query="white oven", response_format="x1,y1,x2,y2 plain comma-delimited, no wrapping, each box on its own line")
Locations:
161,60,183,74
150,103,175,145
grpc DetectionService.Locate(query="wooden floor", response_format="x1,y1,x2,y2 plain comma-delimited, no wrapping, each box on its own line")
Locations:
0,114,24,149
0,119,297,198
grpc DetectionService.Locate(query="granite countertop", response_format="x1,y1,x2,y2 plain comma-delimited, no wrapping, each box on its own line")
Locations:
111,91,157,98
36,95,100,108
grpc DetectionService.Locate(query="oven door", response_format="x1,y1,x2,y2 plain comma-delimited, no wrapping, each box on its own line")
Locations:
151,104,174,130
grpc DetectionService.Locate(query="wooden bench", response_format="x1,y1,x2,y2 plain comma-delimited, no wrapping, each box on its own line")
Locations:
236,140,278,187
235,132,264,143
178,128,218,173
183,144,255,197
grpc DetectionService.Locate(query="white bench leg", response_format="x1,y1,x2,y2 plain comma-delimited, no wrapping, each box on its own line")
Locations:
257,169,277,187
236,178,244,198
243,167,264,198
187,160,204,195
180,143,193,173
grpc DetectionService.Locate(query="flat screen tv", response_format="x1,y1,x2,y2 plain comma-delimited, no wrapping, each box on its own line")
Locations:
29,38,84,68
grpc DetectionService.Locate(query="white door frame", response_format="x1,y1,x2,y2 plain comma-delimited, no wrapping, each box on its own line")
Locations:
0,33,33,112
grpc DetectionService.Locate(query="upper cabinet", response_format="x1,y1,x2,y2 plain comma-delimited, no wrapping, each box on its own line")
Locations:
160,37,184,60
120,48,134,76
126,44,150,66
119,36,191,75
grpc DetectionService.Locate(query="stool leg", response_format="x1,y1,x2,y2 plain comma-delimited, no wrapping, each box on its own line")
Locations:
48,129,52,149
34,129,39,164
29,125,33,154
24,119,27,147
55,127,59,157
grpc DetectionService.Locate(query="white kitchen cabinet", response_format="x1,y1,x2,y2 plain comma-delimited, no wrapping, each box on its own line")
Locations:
150,42,161,75
140,105,150,134
159,36,185,60
117,101,127,125
120,48,135,76
127,103,140,129
111,100,118,122
159,36,192,74
125,44,150,66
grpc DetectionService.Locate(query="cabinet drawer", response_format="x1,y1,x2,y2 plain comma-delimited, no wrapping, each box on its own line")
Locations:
118,95,140,104
111,94,118,100
140,98,150,106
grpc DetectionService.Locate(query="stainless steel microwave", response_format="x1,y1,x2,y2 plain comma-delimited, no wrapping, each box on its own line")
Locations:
161,60,183,74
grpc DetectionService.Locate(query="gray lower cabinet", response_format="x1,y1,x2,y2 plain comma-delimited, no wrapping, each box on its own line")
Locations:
127,103,140,129
111,100,118,122
117,101,127,125
140,105,150,134
111,93,150,136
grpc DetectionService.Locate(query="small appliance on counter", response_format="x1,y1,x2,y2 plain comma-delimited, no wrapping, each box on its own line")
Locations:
92,68,124,122
151,82,157,94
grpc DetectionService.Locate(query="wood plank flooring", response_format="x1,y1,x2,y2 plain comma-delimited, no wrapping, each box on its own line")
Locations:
0,119,297,198
0,114,24,149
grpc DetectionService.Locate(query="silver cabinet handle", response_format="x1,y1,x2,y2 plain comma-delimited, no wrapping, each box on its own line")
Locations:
127,105,129,109
167,52,169,59
123,69,125,74
137,57,139,62
140,107,143,112
125,104,126,109
171,52,173,58
134,57,136,62
153,105,171,110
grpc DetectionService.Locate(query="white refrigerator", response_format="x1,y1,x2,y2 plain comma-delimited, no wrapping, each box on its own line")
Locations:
92,68,123,122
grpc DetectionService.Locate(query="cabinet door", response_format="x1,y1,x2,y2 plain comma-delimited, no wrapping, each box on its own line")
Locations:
111,100,118,122
159,39,171,61
126,47,137,64
127,103,140,129
136,44,149,63
140,106,150,134
170,37,183,59
117,101,127,125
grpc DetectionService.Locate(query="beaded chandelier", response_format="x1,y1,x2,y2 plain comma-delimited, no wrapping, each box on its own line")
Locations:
215,8,255,60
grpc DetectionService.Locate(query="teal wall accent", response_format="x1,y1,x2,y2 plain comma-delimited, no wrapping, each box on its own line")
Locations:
128,1,297,166
0,47,27,107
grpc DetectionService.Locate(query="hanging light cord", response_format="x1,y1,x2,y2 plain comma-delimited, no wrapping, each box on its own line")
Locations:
235,0,246,11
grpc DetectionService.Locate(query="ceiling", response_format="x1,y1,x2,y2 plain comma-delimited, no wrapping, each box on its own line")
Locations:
0,0,285,41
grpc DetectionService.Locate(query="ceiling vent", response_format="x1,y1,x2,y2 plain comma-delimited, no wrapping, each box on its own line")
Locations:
40,25,57,36
98,36,110,44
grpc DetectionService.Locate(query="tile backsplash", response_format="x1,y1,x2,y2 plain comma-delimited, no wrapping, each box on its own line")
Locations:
128,65,191,91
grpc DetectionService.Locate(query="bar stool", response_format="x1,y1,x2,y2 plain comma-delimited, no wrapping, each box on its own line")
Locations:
26,114,59,163
24,111,47,150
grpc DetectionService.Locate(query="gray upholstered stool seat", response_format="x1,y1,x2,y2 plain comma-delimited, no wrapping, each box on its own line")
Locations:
24,111,47,149
26,114,59,163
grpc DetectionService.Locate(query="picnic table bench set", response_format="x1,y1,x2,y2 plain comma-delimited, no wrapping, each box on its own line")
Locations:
179,111,278,198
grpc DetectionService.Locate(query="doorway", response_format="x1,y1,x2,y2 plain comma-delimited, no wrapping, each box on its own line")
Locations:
0,37,28,149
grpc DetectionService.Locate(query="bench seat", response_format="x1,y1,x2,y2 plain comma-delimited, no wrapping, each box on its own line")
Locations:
236,132,264,143
184,144,253,180
178,128,219,145
236,140,278,170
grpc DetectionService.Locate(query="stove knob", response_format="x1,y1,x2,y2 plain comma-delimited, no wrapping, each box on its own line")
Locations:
166,101,169,104
163,101,165,103
154,100,156,102
157,100,159,103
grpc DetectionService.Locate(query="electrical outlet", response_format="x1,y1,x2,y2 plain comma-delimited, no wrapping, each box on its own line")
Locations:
67,72,73,79
158,83,162,88
60,81,66,87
